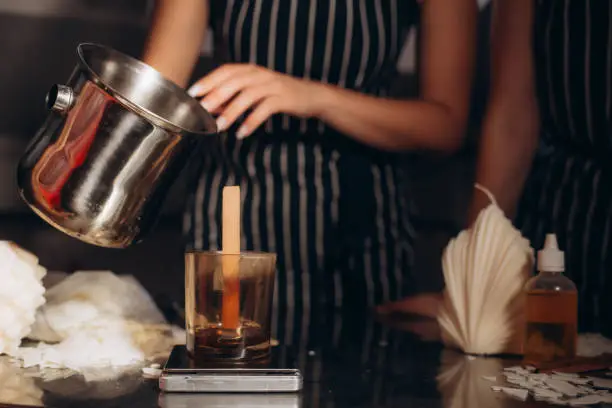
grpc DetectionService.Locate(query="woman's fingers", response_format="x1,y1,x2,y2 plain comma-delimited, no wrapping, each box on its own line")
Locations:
187,64,293,137
215,83,273,131
199,72,270,114
236,97,281,139
187,66,236,97
187,64,259,98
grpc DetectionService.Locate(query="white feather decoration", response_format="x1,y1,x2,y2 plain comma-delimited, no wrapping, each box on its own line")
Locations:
437,185,534,355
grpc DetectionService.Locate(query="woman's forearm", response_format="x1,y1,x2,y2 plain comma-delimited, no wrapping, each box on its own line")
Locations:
313,84,466,153
142,0,208,88
470,110,539,221
310,0,475,153
466,0,539,224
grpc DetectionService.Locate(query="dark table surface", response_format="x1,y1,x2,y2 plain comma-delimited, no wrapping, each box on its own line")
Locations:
0,311,568,408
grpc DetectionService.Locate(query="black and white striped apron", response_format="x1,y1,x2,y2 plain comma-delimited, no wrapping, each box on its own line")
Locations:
516,0,612,336
183,0,420,336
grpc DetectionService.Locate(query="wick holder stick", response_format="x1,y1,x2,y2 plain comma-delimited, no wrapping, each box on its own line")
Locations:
221,186,241,332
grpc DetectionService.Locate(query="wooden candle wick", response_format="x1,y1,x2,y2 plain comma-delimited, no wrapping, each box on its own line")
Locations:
222,186,241,332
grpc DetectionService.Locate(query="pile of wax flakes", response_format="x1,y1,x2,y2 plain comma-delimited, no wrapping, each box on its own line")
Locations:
484,366,612,406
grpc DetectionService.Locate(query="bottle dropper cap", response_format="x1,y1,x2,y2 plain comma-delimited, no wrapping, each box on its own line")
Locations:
537,233,565,272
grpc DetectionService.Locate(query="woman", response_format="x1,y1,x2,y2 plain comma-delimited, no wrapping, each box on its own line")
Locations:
143,0,476,318
470,0,612,336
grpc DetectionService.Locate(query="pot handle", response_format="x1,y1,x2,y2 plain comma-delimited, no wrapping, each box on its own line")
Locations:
45,84,75,114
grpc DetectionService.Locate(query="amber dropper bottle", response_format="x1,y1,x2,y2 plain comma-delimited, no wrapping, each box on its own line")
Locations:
523,234,578,364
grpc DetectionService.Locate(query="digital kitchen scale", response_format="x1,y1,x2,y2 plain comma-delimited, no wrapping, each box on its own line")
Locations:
159,345,303,393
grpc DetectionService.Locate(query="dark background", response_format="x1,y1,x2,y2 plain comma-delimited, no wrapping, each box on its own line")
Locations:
0,0,490,303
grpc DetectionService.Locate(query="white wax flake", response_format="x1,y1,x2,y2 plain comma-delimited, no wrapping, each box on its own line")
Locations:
500,387,529,401
504,366,531,375
481,376,497,382
544,378,582,397
504,373,524,379
524,380,547,390
564,394,612,406
150,363,161,369
534,396,565,405
506,377,528,387
553,371,581,378
532,387,564,399
142,367,162,378
490,364,612,405
563,377,592,386
590,377,612,390
525,366,537,372
17,326,145,371
504,373,528,382
529,373,550,381
574,385,597,395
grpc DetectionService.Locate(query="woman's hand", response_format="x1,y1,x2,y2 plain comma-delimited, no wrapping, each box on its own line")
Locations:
188,64,321,138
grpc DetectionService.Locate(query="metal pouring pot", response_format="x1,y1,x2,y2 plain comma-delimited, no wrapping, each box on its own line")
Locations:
17,43,217,249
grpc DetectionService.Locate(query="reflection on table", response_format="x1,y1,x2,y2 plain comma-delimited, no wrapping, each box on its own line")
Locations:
0,309,549,408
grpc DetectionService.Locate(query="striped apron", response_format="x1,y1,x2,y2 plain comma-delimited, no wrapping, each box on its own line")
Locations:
183,0,420,339
516,0,612,336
